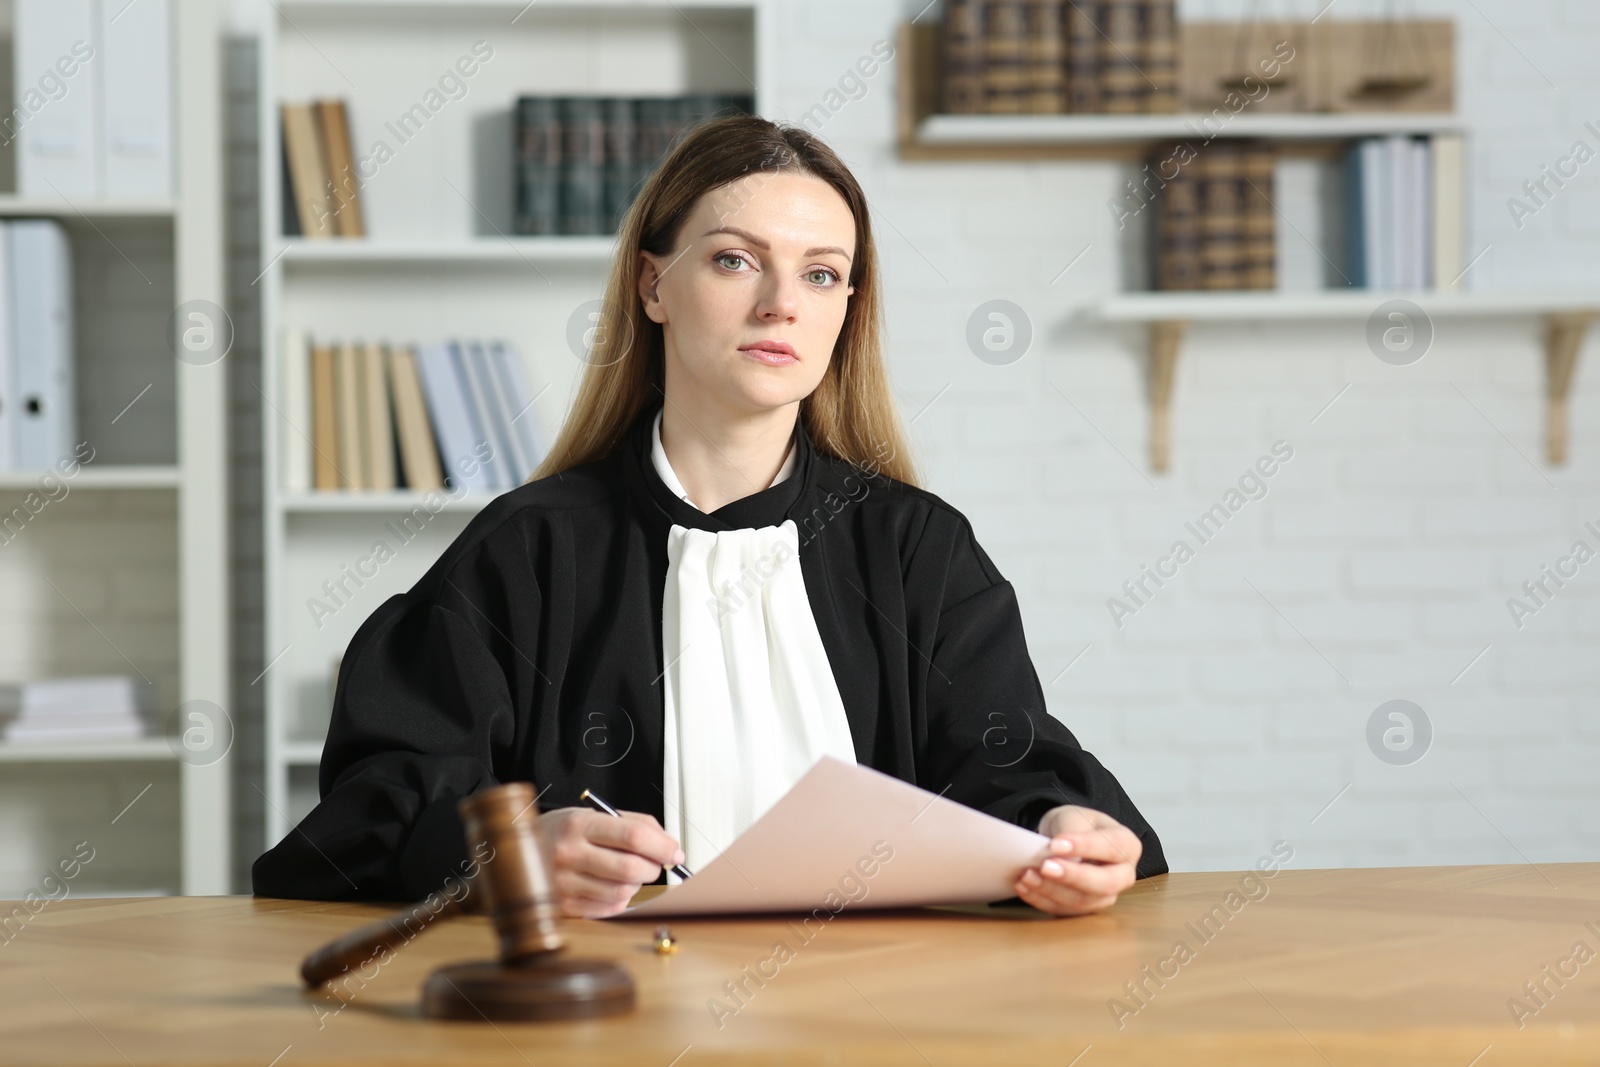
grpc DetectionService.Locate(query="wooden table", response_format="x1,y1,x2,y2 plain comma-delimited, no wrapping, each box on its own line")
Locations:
3,865,1598,1065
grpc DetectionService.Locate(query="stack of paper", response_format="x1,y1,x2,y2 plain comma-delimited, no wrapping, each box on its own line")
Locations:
0,676,152,744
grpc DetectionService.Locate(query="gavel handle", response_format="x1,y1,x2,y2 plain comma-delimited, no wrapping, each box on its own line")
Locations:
301,896,468,988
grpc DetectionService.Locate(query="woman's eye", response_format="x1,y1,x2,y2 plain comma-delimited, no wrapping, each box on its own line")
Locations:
807,268,840,287
715,252,749,271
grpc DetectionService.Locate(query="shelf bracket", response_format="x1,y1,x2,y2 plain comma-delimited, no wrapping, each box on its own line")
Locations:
1545,312,1594,465
1148,320,1186,473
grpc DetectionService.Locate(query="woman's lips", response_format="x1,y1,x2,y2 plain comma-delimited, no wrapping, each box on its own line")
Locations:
739,342,797,365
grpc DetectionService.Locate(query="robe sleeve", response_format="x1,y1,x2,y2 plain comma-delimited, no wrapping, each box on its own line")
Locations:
917,513,1169,880
250,522,529,902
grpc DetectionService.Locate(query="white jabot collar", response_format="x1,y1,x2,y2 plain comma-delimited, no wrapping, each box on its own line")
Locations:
650,409,796,513
650,407,856,876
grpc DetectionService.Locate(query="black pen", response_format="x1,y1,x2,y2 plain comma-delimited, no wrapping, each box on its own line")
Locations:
580,788,694,881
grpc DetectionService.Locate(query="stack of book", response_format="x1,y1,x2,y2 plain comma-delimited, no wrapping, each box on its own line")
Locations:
0,220,75,471
281,336,546,495
515,93,757,236
280,100,365,239
1345,135,1453,290
942,0,1177,114
0,677,152,745
1153,141,1276,291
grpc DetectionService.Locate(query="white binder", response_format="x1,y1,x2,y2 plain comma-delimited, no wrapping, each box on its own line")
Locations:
15,0,102,197
9,220,76,470
0,222,12,469
100,0,173,198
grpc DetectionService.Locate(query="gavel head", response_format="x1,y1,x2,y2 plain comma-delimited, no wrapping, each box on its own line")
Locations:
456,783,565,965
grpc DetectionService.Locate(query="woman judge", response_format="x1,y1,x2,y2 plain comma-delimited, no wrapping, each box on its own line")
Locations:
252,114,1167,918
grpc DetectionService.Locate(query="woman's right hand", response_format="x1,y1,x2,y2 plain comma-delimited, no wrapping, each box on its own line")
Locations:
536,807,686,918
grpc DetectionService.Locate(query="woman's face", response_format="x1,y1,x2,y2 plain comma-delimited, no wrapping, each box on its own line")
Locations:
638,170,856,418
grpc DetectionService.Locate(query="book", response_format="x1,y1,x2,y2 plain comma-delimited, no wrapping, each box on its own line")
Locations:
981,1,1031,115
100,0,173,198
941,0,986,114
282,331,311,492
494,342,546,479
602,97,638,234
1198,143,1247,290
361,342,395,491
1065,0,1102,113
316,100,365,238
1411,137,1432,289
281,104,334,239
296,334,547,494
1431,133,1465,289
1272,157,1326,291
1153,144,1203,290
1140,0,1178,113
8,220,75,468
1345,138,1390,288
1024,0,1067,113
453,340,511,490
479,338,536,486
559,97,607,235
514,96,561,236
416,343,493,494
335,342,366,489
1241,141,1276,290
310,343,339,490
1098,0,1144,115
386,346,445,492
1387,134,1412,291
514,93,755,236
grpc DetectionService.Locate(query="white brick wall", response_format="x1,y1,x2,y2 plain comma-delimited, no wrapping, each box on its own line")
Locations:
211,0,1598,879
764,0,1600,873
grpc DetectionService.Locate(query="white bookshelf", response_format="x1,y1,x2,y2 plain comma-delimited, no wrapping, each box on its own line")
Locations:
257,0,769,847
0,4,229,896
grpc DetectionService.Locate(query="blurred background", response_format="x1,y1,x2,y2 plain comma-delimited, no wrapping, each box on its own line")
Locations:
0,0,1594,899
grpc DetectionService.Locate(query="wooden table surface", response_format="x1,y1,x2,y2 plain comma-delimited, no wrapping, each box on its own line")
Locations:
2,864,1598,1066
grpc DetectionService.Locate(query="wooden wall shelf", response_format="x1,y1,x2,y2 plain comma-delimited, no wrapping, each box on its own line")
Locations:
1090,293,1599,472
896,22,1462,161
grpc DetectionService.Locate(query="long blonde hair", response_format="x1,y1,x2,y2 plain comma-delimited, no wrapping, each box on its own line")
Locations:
530,113,919,486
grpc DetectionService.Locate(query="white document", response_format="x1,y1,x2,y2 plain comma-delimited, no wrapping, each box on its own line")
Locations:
619,756,1051,918
100,0,173,198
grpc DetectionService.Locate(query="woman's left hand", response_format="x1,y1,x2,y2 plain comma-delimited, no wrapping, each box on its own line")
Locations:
1014,804,1143,916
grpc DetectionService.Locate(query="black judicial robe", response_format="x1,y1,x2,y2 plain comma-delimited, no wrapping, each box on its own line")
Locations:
252,400,1168,901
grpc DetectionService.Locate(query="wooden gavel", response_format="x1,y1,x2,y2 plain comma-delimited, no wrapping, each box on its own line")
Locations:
300,782,635,1021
